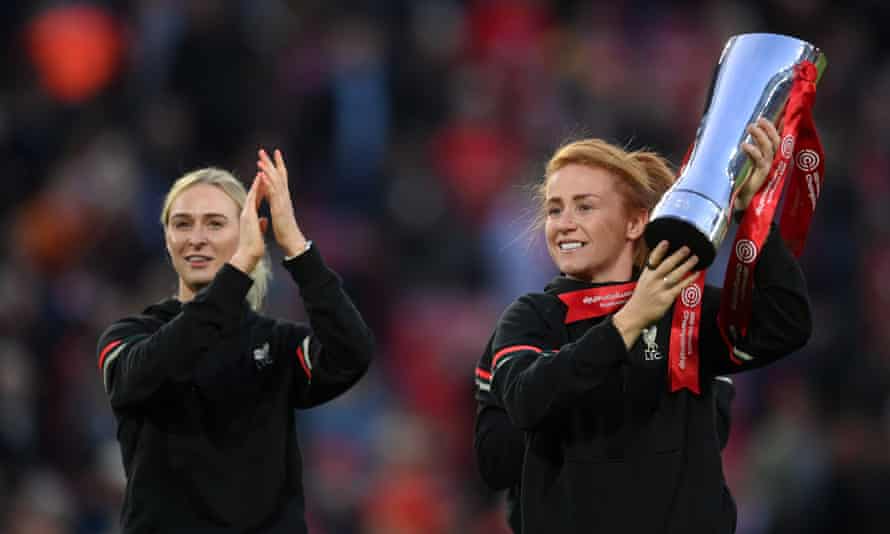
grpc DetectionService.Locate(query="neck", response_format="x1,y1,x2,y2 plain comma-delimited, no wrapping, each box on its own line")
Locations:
177,282,204,303
584,251,635,284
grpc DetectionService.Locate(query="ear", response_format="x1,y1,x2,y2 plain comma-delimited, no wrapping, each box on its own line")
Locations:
626,209,649,240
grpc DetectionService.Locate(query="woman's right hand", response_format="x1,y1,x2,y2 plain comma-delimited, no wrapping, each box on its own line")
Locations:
256,148,308,257
229,175,269,275
612,241,699,349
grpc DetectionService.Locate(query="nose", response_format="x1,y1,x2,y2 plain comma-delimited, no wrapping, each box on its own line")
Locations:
553,210,578,233
186,225,209,247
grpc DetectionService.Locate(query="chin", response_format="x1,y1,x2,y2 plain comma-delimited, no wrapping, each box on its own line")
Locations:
181,269,219,288
557,259,587,275
557,260,597,280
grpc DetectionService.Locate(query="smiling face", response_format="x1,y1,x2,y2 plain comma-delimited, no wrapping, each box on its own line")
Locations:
544,163,647,283
164,183,241,301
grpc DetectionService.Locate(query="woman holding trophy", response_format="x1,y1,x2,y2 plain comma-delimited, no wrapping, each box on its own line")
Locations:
473,116,812,533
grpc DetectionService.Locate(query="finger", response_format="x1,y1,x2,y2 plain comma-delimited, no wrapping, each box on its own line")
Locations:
670,272,700,297
258,160,286,198
741,142,765,167
257,174,267,210
257,158,275,179
757,126,776,160
258,149,278,180
258,148,274,168
248,174,265,211
273,149,288,179
647,241,670,269
259,171,278,198
245,175,258,207
668,254,700,282
747,123,773,159
762,118,781,150
655,245,692,278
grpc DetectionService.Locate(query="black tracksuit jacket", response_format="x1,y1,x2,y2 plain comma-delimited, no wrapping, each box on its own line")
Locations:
96,245,374,533
474,226,811,534
475,378,737,533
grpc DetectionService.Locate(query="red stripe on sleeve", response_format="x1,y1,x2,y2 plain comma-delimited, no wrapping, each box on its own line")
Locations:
717,322,745,366
728,351,744,366
492,344,541,368
475,368,492,381
98,340,123,370
296,346,312,380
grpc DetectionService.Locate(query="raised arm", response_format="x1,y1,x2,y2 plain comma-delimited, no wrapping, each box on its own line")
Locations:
100,171,272,409
702,224,812,376
284,244,374,408
97,265,252,409
255,148,373,407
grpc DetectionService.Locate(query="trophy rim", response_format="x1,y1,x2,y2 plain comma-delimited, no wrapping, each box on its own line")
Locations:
726,32,828,82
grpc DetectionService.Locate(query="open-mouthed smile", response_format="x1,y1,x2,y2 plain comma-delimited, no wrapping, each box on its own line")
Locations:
558,241,586,252
184,255,213,267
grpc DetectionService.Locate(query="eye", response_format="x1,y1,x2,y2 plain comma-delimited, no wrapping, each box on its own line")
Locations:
546,206,561,217
577,203,593,212
172,220,191,230
208,219,224,229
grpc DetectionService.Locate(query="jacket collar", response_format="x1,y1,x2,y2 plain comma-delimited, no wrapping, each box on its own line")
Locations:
143,298,181,321
143,297,253,321
544,270,640,296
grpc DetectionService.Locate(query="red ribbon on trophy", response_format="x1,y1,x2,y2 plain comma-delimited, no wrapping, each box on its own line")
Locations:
669,275,704,393
717,60,824,362
650,34,826,395
662,139,700,393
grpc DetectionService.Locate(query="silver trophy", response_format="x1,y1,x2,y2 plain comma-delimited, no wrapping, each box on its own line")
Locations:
644,33,826,269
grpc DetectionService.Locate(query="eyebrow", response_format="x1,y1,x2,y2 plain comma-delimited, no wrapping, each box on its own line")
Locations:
546,193,602,202
169,212,230,220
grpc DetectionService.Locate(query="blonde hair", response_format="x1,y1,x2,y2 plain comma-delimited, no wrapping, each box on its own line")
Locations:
160,167,271,311
534,138,677,270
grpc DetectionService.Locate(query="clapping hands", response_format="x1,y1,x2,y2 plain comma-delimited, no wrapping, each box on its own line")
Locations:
230,148,307,275
256,148,308,258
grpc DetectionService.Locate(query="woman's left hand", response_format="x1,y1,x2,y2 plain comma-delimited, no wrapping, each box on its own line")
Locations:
229,175,269,274
257,148,308,257
734,117,782,213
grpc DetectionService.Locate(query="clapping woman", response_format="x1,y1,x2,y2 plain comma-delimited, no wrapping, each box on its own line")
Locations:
97,149,374,533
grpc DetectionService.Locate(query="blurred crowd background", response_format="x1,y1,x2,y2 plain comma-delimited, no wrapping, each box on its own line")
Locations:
1,0,888,533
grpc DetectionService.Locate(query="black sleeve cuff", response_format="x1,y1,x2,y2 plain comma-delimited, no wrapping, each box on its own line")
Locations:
193,263,253,316
282,243,339,293
211,263,255,302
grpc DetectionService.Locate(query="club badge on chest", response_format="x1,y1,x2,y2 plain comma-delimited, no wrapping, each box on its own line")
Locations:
253,341,274,369
642,325,662,361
